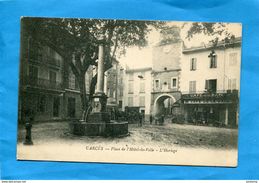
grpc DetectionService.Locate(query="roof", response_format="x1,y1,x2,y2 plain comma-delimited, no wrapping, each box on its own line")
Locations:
183,37,242,53
125,67,152,73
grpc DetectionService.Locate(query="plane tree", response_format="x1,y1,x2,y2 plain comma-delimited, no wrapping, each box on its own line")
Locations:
21,18,168,117
185,22,237,47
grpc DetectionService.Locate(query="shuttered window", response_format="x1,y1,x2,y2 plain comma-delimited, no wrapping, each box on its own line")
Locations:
190,58,197,70
189,81,196,93
229,53,238,66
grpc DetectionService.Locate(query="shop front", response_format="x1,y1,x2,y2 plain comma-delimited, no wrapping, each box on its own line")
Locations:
182,90,238,127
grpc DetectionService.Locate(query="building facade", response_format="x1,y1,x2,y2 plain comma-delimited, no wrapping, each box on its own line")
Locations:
180,38,241,126
151,41,182,118
104,60,125,119
122,67,152,121
18,38,92,123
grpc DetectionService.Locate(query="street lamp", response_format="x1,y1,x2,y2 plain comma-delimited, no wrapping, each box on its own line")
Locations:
138,75,144,79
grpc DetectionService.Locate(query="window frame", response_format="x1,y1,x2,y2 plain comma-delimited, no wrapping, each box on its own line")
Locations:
228,78,237,90
154,79,160,90
49,70,57,83
171,77,178,89
209,55,217,68
139,82,145,93
128,81,134,94
190,57,197,71
128,96,133,107
229,52,238,66
128,73,134,81
189,80,196,93
37,94,46,113
139,96,145,107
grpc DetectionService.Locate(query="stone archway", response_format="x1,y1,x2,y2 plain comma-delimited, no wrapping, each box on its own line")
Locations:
153,94,176,116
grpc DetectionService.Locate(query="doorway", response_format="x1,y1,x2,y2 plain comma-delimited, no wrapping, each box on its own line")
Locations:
53,97,60,117
67,97,76,118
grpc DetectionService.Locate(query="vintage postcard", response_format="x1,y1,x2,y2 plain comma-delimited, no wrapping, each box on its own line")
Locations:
17,17,241,166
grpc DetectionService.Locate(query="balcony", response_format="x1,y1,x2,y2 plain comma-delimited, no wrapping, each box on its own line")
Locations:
28,57,61,68
152,87,179,94
45,57,61,67
182,90,238,105
23,76,62,91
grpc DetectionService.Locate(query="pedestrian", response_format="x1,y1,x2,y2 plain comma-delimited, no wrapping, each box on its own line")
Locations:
161,114,165,125
150,115,153,124
139,113,143,127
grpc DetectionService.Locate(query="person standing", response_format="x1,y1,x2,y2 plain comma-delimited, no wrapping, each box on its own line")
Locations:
150,115,153,124
139,113,143,127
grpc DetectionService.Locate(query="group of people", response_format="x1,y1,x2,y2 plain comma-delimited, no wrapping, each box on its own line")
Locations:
109,107,169,126
149,114,165,125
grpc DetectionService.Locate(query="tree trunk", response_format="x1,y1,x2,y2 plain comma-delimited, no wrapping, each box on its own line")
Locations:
78,73,88,120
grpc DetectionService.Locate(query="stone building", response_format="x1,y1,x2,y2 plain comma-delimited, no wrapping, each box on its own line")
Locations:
180,38,241,126
63,63,93,120
18,38,92,123
151,41,182,118
123,67,152,121
104,59,125,119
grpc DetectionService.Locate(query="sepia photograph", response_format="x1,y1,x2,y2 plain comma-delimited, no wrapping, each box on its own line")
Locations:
17,17,242,167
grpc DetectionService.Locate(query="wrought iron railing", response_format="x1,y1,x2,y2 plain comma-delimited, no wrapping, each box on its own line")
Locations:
181,90,239,104
24,76,62,90
28,57,61,67
152,87,179,93
45,57,61,67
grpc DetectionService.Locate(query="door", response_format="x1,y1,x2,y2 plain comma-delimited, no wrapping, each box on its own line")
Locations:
29,65,38,85
205,79,217,93
53,97,60,117
49,71,57,88
67,97,76,118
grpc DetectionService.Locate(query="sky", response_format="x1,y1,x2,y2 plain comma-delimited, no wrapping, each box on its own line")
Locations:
119,22,242,69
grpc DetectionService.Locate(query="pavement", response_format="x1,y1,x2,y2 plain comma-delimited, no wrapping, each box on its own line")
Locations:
17,121,238,149
17,121,238,166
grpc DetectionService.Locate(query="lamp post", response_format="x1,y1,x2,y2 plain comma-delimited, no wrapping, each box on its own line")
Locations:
23,109,33,145
23,122,33,145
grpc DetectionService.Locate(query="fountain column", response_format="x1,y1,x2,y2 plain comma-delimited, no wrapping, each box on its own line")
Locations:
96,39,105,94
71,34,128,137
91,36,108,113
86,35,110,136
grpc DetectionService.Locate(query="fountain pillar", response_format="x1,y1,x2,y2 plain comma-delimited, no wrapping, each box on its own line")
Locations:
85,36,110,136
71,35,128,137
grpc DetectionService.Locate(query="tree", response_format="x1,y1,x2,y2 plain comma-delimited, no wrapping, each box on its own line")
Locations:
22,17,168,118
159,26,181,45
185,22,237,47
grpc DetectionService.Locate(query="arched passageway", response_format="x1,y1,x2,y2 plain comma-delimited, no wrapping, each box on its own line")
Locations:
153,94,176,116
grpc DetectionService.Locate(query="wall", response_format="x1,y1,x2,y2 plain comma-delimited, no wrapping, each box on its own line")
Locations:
181,46,241,93
123,69,152,116
152,42,182,72
63,91,82,119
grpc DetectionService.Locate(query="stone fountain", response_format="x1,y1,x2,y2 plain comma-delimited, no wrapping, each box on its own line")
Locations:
70,36,128,137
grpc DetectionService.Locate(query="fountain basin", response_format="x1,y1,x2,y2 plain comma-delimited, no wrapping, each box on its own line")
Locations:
70,121,129,137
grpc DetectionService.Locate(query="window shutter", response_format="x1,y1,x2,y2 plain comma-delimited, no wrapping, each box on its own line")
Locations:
193,81,196,92
232,79,237,90
194,58,197,70
228,79,231,90
205,80,209,90
215,55,217,68
190,58,192,70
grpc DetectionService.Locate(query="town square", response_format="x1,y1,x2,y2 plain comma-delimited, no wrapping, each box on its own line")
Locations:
17,17,241,166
